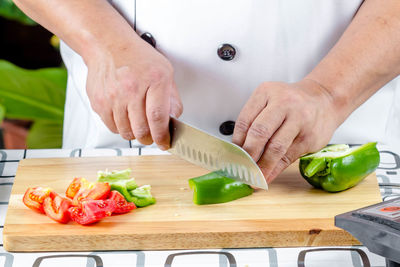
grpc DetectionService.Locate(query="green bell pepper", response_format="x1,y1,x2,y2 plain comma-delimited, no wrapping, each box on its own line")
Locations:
299,142,380,192
129,185,156,207
98,169,137,200
188,171,254,205
97,169,155,207
97,169,134,182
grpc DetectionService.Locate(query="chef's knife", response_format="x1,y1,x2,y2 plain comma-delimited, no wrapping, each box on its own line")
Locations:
168,117,268,190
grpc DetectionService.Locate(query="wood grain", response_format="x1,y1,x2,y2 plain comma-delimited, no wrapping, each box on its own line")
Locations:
3,155,381,251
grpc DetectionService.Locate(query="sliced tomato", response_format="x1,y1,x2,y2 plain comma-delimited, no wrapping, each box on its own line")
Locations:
43,191,72,223
69,199,115,225
68,207,96,225
72,182,111,206
108,190,136,214
65,177,93,199
23,187,53,213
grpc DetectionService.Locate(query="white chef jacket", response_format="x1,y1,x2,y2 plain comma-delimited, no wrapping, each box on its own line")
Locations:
60,0,400,150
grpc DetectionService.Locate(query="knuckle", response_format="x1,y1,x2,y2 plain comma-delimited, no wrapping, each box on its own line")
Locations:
147,67,167,83
234,119,251,133
106,89,118,100
249,123,272,139
123,80,139,95
280,93,298,105
260,81,273,89
259,81,280,92
295,133,308,145
302,109,316,123
90,97,104,113
116,124,132,136
115,74,139,95
134,127,150,140
148,107,166,123
268,141,287,156
280,154,293,166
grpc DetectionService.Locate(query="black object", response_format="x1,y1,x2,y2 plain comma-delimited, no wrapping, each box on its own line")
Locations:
141,32,156,48
0,17,62,69
335,197,400,267
219,120,235,135
217,44,236,61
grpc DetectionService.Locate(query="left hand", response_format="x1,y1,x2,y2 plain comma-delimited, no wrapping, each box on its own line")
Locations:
232,79,342,183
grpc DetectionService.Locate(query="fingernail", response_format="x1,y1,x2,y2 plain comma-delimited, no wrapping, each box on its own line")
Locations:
170,99,182,118
170,108,179,118
159,144,169,151
123,132,134,140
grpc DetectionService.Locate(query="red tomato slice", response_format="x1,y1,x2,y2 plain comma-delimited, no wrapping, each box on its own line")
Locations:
69,199,115,225
23,187,53,213
108,191,136,214
65,177,93,199
72,182,111,206
43,192,72,224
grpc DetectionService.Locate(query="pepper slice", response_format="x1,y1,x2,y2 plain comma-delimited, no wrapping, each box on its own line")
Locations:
43,191,72,223
188,172,254,205
97,169,156,207
299,142,380,192
97,169,138,202
69,199,115,225
22,187,53,213
108,190,136,214
129,185,156,207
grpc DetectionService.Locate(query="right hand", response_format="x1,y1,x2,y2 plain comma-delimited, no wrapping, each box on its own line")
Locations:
85,35,183,150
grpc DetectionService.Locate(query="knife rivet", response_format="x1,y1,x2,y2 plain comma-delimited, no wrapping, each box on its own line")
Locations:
219,120,235,135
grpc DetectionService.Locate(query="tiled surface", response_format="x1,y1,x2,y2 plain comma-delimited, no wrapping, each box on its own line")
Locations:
0,150,24,161
0,185,11,203
0,205,7,225
81,148,131,157
25,149,75,159
0,162,18,178
140,148,171,156
0,145,397,266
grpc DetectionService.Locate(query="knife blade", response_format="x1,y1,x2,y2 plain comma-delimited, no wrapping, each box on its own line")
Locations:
168,117,268,190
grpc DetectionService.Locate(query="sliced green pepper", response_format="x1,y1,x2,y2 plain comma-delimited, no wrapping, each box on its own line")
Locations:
97,169,133,182
188,171,254,205
129,185,156,207
299,142,380,192
97,169,155,207
97,169,138,202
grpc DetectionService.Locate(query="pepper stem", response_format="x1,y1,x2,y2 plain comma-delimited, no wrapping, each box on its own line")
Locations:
304,158,326,177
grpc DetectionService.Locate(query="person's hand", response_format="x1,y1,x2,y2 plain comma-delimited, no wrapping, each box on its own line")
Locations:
232,79,343,183
85,36,182,150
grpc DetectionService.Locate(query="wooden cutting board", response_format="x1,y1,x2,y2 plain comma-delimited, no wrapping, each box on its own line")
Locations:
3,155,381,252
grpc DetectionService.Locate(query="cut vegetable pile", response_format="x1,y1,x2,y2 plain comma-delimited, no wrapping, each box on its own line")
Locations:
22,168,155,225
